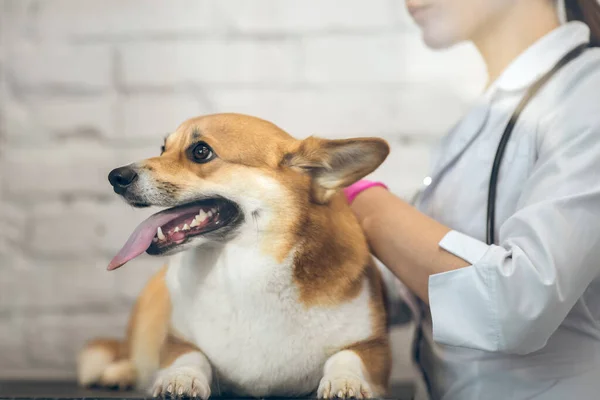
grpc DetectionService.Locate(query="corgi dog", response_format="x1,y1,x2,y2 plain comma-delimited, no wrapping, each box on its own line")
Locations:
77,113,392,399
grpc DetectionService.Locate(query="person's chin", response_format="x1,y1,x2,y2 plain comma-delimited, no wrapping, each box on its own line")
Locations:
422,35,455,49
420,27,462,50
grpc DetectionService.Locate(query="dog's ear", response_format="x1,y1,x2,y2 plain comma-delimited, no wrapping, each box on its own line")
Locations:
284,136,390,204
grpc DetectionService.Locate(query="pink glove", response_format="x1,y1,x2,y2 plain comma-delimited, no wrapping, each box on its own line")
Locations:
343,179,388,204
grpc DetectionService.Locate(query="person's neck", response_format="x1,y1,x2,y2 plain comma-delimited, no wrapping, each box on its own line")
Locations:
473,2,561,88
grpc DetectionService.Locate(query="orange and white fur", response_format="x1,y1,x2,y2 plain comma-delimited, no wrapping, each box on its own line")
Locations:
77,113,392,399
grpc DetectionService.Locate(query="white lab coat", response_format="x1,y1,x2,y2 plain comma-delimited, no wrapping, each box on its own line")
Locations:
406,21,600,400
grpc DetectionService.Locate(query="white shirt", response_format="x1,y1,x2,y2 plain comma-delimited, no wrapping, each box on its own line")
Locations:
411,21,600,400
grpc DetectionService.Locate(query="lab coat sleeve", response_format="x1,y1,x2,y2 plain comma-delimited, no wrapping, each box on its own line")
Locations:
428,86,600,355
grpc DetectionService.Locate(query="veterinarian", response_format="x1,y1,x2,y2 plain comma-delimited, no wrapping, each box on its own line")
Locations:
344,0,600,399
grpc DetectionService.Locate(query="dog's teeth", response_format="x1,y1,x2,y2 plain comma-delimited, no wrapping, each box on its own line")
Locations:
174,226,180,232
182,223,190,231
207,210,214,217
190,219,200,228
152,238,158,243
197,210,207,222
157,227,165,241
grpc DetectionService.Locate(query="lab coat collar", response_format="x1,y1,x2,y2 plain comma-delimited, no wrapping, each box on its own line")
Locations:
422,22,590,198
485,21,591,96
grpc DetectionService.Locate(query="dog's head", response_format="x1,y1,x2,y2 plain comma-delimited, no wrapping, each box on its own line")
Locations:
106,113,389,270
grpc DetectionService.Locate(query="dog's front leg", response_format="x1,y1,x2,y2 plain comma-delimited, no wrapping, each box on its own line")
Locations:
317,339,390,399
151,338,212,399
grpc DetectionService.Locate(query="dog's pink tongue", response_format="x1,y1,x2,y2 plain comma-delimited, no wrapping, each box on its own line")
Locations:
107,212,177,271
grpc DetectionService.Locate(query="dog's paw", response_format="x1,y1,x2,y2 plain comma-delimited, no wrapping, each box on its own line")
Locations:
95,359,136,390
151,366,211,399
317,374,373,399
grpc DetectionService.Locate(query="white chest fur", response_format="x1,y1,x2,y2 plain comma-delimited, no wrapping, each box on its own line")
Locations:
164,244,374,397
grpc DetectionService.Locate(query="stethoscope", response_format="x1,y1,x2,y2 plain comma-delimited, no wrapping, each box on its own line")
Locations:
484,42,589,245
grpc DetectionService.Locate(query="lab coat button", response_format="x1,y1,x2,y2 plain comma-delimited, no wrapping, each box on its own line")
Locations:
423,176,432,186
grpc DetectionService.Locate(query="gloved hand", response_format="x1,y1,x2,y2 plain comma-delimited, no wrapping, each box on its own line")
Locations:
343,179,388,204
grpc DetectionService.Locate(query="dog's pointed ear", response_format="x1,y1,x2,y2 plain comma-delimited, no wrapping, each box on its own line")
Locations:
283,136,390,204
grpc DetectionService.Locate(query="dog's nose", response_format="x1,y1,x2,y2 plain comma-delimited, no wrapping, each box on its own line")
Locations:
108,166,138,193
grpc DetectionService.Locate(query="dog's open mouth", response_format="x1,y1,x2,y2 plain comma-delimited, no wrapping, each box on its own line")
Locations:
148,198,239,253
107,198,239,271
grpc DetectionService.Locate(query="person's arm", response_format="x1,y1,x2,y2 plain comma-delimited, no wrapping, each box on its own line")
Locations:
350,187,469,303
348,80,600,355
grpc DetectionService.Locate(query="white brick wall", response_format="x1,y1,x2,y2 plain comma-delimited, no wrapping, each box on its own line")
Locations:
10,44,112,91
0,0,487,380
121,40,302,86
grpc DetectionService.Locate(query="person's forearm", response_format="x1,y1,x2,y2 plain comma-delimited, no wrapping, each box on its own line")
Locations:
350,187,469,303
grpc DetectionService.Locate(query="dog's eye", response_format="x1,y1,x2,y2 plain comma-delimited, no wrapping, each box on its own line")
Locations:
189,142,215,163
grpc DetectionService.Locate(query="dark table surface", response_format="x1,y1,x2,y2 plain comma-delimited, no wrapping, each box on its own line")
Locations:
0,381,414,400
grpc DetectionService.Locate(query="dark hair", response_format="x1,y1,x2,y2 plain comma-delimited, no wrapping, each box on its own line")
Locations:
564,0,600,46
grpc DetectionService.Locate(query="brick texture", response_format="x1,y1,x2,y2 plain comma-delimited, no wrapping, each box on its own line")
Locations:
118,95,207,140
9,44,112,91
5,95,117,144
35,0,219,38
0,0,487,381
214,0,396,33
121,40,302,87
23,311,131,369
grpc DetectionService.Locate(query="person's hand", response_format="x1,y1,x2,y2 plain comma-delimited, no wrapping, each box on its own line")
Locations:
343,179,388,204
